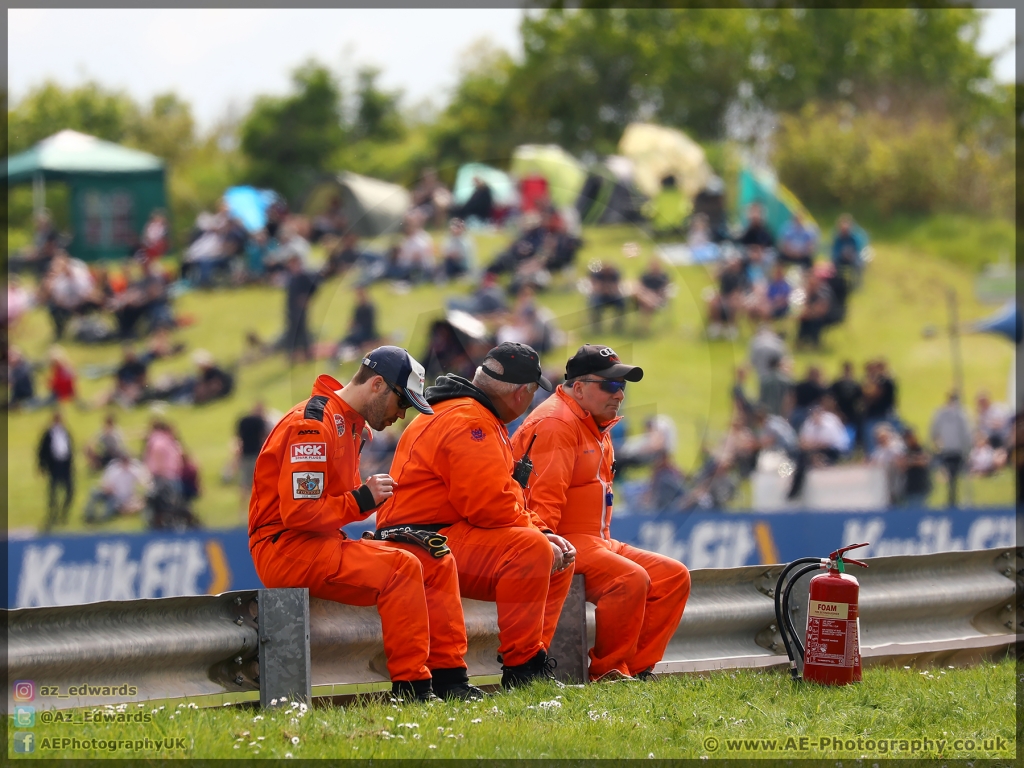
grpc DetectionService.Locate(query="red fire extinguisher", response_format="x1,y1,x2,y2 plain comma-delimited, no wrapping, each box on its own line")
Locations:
773,542,869,686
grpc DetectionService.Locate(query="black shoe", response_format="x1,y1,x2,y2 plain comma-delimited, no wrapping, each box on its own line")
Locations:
500,650,558,690
431,667,486,701
391,679,438,703
635,668,657,682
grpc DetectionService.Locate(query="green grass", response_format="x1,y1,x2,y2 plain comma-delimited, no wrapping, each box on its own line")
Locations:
9,658,1016,760
6,220,1015,534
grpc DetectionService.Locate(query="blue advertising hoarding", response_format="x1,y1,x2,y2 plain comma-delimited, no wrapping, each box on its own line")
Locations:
6,508,1016,608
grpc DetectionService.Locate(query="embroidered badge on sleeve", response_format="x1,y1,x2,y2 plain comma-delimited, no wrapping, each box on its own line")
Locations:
292,472,325,499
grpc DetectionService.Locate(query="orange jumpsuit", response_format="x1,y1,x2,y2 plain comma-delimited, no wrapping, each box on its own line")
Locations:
513,386,691,680
376,378,574,668
249,374,460,682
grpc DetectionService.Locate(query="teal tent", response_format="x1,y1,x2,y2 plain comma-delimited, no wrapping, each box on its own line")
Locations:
737,165,816,237
452,163,518,208
4,130,167,262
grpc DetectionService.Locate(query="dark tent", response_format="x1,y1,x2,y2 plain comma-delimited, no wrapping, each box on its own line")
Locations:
4,130,167,262
302,171,412,238
575,156,646,225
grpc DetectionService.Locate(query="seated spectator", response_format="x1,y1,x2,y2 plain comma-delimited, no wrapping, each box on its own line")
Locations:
450,176,494,223
644,451,688,513
753,405,800,459
790,365,827,431
412,167,452,229
10,209,63,277
144,419,184,497
85,413,128,472
758,353,794,419
440,218,476,280
777,212,818,270
706,252,748,340
446,272,509,317
974,390,1011,449
138,210,169,263
617,414,678,474
646,174,692,235
139,328,186,365
321,232,364,280
389,211,435,283
486,211,547,277
795,272,837,349
8,346,37,410
686,212,721,263
192,350,235,405
538,209,582,275
183,211,231,287
496,286,551,351
862,359,899,455
749,324,787,382
829,361,864,449
39,252,103,340
898,429,933,507
870,423,906,506
109,346,149,406
799,401,851,465
108,259,176,340
8,275,34,331
310,195,347,244
763,263,792,321
335,287,381,361
968,432,1006,476
84,451,153,523
46,346,77,406
633,258,672,333
736,202,774,250
588,261,627,333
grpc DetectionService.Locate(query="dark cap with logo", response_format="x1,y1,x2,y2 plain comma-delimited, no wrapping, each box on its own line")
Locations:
481,342,553,391
566,344,644,381
362,345,433,415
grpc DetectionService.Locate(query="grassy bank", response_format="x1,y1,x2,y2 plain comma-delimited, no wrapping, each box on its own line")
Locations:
6,221,1015,534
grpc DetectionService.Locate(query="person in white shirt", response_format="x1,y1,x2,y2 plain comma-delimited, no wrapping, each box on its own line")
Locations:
393,211,435,282
440,218,476,280
84,453,154,523
798,402,850,463
975,390,1011,449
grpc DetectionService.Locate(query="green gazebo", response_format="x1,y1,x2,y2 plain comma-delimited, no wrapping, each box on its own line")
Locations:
5,129,168,261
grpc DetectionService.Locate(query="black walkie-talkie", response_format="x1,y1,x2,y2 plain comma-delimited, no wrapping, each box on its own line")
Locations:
512,433,538,489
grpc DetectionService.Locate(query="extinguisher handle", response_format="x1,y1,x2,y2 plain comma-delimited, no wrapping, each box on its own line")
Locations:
830,542,869,561
840,556,869,569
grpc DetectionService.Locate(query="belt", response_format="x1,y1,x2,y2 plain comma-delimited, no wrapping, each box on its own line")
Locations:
372,523,451,558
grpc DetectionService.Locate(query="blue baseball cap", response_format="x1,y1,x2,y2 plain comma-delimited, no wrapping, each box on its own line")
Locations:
362,346,433,415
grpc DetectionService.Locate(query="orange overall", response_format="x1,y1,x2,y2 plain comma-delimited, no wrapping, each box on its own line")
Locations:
514,386,691,679
248,374,459,682
376,378,574,667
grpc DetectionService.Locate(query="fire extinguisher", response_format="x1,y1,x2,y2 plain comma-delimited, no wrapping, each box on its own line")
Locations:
773,542,869,685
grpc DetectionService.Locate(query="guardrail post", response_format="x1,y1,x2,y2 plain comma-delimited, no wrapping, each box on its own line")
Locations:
548,574,588,683
258,588,311,707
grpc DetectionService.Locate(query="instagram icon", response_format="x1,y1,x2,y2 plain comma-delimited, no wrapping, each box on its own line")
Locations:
13,680,35,702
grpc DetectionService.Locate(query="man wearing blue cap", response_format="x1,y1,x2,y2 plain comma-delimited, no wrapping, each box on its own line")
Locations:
249,346,466,702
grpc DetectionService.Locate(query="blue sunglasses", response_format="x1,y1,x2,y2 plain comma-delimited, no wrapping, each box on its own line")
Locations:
578,378,627,394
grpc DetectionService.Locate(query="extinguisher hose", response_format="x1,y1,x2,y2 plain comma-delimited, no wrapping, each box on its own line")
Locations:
782,563,825,663
773,558,822,680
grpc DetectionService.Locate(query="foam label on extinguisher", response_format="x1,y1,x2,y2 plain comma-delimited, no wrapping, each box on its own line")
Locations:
804,601,858,668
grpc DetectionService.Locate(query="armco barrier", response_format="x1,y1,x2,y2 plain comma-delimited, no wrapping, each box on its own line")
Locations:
6,548,1019,712
7,507,1016,608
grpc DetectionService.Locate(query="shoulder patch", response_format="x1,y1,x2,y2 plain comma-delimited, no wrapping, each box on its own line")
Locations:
304,395,329,422
292,472,324,499
297,429,320,436
334,413,345,437
470,428,485,442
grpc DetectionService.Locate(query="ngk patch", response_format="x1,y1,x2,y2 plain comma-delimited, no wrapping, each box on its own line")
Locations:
292,472,324,499
290,443,327,462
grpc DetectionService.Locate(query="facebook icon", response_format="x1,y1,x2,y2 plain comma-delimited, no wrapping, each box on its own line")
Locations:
14,732,35,753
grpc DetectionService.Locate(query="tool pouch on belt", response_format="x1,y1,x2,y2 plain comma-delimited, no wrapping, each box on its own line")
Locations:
370,524,451,558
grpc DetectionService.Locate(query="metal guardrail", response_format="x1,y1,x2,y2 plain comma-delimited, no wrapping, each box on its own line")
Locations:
6,548,1019,712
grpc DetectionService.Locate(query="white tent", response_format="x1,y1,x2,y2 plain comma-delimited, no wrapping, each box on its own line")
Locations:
617,122,713,200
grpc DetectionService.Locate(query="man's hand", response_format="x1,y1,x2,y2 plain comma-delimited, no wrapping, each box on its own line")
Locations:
365,473,396,505
545,532,576,573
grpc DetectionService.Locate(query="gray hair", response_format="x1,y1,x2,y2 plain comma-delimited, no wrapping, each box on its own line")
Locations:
472,358,537,398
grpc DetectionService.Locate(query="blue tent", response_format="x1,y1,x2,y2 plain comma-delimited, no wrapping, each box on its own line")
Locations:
970,301,1022,344
223,186,281,233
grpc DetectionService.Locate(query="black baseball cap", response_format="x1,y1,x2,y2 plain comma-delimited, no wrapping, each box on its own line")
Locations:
362,346,433,415
481,342,553,391
566,344,644,381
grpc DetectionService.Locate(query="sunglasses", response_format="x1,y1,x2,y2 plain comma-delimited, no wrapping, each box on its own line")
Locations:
578,378,627,394
386,382,413,410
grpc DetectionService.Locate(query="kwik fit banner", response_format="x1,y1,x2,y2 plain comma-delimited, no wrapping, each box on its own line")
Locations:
6,508,1016,608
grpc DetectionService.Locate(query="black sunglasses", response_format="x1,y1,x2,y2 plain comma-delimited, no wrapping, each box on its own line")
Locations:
386,382,413,410
577,378,627,394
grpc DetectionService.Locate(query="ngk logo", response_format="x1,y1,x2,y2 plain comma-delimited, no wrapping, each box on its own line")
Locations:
290,443,327,462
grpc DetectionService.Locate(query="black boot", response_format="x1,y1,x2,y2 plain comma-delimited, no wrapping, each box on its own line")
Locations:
431,667,486,701
500,650,558,690
391,679,438,703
